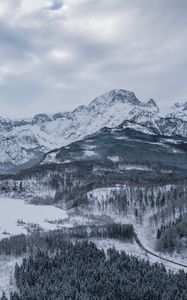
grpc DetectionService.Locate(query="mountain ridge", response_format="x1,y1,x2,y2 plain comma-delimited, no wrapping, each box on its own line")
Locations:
0,89,186,170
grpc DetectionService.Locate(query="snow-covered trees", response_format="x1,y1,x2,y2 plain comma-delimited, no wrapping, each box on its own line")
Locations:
8,241,187,300
156,214,187,252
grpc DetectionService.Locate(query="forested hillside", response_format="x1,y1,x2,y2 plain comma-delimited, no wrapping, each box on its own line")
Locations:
156,214,187,252
2,240,187,300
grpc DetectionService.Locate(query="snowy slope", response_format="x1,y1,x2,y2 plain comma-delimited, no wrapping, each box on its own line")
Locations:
0,89,186,168
161,102,187,122
42,121,187,170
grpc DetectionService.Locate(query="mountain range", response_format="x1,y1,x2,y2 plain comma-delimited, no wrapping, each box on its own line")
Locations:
0,89,187,172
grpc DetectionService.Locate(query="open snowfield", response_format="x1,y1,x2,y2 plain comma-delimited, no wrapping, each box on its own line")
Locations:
0,197,68,239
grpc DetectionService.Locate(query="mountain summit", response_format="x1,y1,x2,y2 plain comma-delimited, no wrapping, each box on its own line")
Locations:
88,89,141,108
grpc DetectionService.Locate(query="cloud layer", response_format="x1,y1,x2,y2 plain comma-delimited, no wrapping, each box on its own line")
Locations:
0,0,187,117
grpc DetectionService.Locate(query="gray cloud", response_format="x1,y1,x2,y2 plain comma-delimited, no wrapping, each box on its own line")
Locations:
0,0,186,117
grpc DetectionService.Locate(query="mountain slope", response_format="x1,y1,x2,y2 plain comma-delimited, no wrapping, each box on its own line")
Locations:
42,122,187,172
0,89,186,170
0,121,186,212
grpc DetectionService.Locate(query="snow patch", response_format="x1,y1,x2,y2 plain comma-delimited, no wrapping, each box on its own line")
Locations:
108,156,120,162
83,150,96,157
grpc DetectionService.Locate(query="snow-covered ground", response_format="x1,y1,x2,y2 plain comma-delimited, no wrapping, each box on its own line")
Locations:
87,186,187,272
91,238,187,273
0,198,68,239
0,256,22,298
121,164,151,171
135,216,187,272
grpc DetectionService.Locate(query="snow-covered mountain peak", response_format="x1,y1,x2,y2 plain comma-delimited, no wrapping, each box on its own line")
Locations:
88,89,141,109
145,99,159,113
164,101,187,122
32,114,53,125
0,89,186,169
0,117,13,132
174,101,187,111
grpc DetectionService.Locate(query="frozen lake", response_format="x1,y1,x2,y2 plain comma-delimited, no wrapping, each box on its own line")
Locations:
0,198,68,239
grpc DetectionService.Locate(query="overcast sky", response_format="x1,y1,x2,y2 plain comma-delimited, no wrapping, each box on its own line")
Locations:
0,0,187,118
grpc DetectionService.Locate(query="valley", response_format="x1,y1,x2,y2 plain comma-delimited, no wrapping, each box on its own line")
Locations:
0,90,187,299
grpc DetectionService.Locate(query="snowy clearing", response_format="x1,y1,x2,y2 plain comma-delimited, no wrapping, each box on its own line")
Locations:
0,198,68,239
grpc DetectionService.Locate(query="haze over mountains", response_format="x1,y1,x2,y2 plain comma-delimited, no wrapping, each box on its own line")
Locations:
0,89,186,172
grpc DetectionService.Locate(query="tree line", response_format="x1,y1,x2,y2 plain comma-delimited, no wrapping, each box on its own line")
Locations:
0,223,134,256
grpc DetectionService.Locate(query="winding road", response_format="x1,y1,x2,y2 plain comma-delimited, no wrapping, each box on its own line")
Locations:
134,233,187,269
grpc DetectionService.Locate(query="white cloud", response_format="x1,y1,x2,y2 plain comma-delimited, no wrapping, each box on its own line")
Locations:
48,49,75,62
0,0,20,18
16,0,51,16
0,0,187,117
